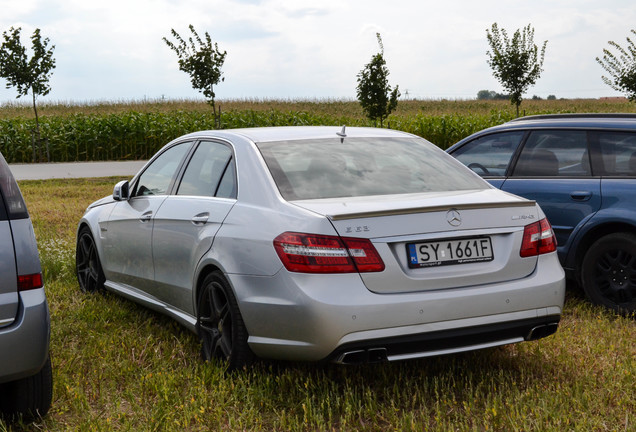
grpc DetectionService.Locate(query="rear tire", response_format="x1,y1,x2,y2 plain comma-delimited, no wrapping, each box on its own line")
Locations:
196,271,254,370
76,227,105,292
581,233,636,314
0,354,53,420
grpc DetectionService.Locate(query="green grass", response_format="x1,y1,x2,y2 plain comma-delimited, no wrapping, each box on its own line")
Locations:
1,178,634,431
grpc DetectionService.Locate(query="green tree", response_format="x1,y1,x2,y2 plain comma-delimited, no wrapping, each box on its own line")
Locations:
596,29,636,101
486,23,547,116
163,25,226,128
477,89,508,100
356,33,400,127
0,27,56,161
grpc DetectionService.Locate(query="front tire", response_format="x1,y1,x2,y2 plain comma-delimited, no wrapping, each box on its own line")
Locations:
0,355,53,420
581,233,636,314
196,271,253,370
76,227,105,292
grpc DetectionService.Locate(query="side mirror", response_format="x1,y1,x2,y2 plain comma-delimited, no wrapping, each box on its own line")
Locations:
113,180,130,201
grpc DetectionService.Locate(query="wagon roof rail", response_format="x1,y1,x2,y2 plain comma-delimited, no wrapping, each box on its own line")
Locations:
507,113,636,122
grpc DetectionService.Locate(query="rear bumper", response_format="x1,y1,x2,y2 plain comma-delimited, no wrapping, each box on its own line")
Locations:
230,253,566,362
328,314,560,364
0,288,50,384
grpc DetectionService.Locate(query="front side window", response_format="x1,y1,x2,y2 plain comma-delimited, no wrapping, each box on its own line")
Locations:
177,141,234,197
452,131,525,177
512,130,590,177
257,137,487,200
135,142,191,196
594,131,636,176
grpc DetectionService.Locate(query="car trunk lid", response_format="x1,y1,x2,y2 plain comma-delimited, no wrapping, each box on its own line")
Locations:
292,189,542,294
0,154,34,327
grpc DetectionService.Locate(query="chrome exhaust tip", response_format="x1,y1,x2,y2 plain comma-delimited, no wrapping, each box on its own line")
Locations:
337,348,388,364
526,323,559,341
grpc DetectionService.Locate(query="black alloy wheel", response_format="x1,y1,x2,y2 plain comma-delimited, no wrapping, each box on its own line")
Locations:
581,233,636,315
76,227,105,292
196,271,253,370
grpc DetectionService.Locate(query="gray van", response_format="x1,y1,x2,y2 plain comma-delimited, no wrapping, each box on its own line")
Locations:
0,151,52,418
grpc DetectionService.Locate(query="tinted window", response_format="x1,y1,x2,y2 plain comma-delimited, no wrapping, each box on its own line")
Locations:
258,137,487,200
216,158,237,199
595,131,636,176
177,141,234,197
135,142,190,196
512,130,590,177
0,152,28,220
452,131,524,176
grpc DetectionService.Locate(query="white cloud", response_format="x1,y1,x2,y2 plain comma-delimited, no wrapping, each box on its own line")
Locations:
0,0,634,102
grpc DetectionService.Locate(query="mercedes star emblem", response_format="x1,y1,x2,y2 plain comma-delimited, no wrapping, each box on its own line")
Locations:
446,209,462,227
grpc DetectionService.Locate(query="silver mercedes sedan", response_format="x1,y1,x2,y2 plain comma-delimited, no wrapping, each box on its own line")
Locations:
76,126,565,369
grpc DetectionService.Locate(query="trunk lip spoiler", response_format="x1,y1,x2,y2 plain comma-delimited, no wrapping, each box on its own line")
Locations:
326,200,537,221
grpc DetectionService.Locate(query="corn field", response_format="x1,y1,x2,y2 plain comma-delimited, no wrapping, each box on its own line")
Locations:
1,98,634,163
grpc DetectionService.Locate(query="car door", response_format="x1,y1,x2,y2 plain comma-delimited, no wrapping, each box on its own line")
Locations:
501,130,601,260
591,129,636,225
151,140,237,314
102,141,192,291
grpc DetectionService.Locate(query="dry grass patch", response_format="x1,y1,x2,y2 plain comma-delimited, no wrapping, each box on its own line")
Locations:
0,178,632,431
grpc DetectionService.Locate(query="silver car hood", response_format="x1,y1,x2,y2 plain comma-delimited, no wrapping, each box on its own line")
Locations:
291,189,534,222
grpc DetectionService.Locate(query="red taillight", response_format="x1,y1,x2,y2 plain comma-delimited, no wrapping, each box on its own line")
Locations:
273,232,385,273
17,273,44,291
520,218,557,258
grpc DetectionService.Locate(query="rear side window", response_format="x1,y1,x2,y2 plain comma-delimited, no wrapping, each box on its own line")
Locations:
594,131,636,176
0,152,28,220
257,137,487,200
452,131,524,176
177,141,235,198
512,130,590,177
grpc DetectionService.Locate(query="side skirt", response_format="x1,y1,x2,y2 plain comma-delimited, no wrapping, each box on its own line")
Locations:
103,280,197,333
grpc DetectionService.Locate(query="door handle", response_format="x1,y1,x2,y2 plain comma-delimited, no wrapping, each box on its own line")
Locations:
570,191,592,201
191,212,209,225
139,211,153,222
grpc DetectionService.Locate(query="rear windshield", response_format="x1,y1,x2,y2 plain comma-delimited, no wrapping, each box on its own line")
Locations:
257,137,487,200
0,153,29,220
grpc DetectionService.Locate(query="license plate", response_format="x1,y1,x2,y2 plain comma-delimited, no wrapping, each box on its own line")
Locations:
407,237,493,268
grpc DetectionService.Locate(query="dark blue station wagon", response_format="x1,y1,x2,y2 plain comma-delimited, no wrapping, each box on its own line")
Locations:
447,114,636,314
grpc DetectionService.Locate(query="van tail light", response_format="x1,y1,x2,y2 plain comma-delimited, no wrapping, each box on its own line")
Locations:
520,218,557,258
273,232,385,273
18,273,44,291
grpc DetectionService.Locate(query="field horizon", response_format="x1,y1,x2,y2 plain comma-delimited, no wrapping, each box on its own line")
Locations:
1,96,635,120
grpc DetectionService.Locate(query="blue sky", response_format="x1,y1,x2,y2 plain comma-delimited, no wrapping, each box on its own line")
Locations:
0,0,634,103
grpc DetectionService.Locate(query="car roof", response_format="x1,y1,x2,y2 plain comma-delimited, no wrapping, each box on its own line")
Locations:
176,126,417,143
449,114,636,148
504,113,636,129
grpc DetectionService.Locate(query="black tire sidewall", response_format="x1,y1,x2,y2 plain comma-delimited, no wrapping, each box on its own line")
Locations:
76,227,105,292
581,233,636,314
197,271,253,370
0,354,53,419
